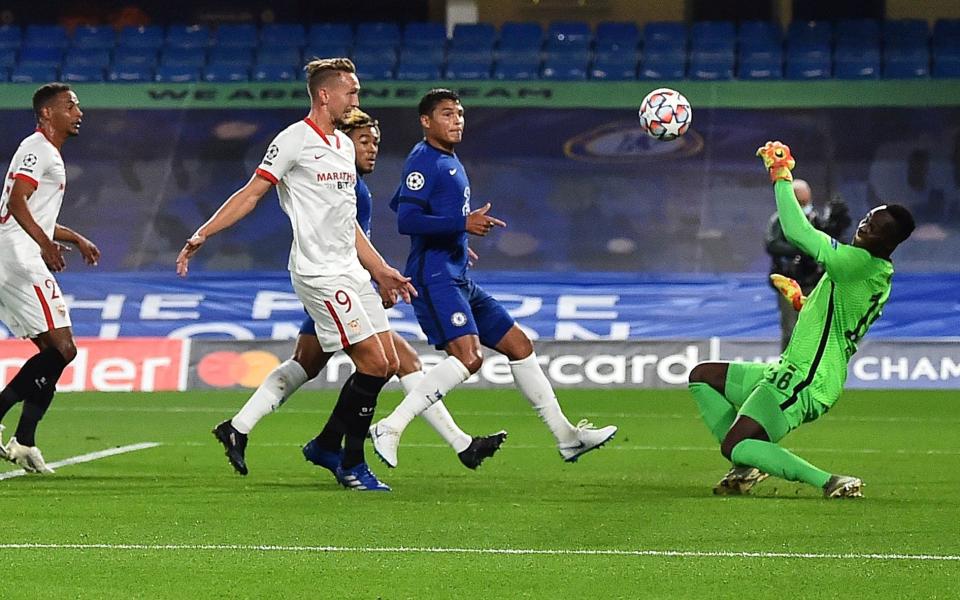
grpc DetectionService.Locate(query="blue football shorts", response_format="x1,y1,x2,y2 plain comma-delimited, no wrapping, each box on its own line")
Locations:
412,278,514,349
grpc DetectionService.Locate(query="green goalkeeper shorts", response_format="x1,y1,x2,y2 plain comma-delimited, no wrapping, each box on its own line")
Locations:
724,361,830,442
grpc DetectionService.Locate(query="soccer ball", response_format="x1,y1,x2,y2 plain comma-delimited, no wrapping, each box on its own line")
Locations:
638,88,692,141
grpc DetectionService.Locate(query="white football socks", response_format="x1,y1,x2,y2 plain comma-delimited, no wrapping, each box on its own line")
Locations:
381,356,470,434
510,352,578,445
231,359,309,434
401,371,473,454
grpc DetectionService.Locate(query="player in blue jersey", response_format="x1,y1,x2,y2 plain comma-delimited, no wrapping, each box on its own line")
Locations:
369,89,618,468
212,108,506,480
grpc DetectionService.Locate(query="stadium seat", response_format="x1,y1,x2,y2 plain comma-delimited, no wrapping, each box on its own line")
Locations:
396,61,441,81
403,22,447,49
883,19,928,50
883,48,929,78
71,26,116,50
689,51,734,80
155,65,200,82
590,55,637,80
10,65,57,83
165,25,210,49
353,58,394,80
119,25,164,50
108,65,154,82
356,22,401,48
0,48,15,69
304,43,352,60
788,20,832,46
445,59,492,79
451,23,496,50
690,20,735,53
61,66,105,82
834,51,880,79
209,47,254,67
256,47,301,66
737,52,783,79
933,47,960,77
161,47,207,68
399,46,445,64
0,67,9,82
545,21,591,52
18,47,63,68
738,20,781,51
494,57,540,80
499,22,543,52
595,22,639,53
786,54,831,79
203,64,249,82
448,47,494,64
114,48,159,68
308,23,353,47
24,25,68,49
835,19,880,45
0,25,21,50
639,51,685,79
215,24,258,49
542,55,588,80
643,21,687,53
934,18,960,50
260,24,306,48
252,64,298,81
64,48,111,69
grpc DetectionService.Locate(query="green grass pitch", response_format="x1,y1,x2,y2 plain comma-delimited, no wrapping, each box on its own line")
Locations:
1,388,958,598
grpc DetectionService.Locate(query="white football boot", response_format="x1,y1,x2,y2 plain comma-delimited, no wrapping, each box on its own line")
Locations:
368,421,401,468
823,475,863,499
5,437,55,474
559,419,618,462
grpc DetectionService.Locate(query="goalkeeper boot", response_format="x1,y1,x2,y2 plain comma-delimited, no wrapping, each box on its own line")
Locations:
212,420,248,476
713,466,769,495
301,438,342,477
335,462,391,492
458,430,508,470
369,420,401,468
5,437,54,474
559,420,618,463
823,475,863,499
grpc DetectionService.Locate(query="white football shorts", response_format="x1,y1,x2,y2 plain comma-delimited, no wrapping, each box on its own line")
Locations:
291,270,390,352
0,258,72,338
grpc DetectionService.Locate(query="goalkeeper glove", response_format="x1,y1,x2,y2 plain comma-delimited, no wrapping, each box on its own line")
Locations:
756,141,795,183
770,274,806,311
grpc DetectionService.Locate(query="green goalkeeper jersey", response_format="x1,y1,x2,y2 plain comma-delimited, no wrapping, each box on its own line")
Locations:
772,180,894,407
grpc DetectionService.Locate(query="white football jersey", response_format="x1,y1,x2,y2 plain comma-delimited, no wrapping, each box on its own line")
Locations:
256,118,366,278
0,131,66,263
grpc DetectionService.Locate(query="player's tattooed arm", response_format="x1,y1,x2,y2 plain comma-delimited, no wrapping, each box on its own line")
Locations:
54,224,100,266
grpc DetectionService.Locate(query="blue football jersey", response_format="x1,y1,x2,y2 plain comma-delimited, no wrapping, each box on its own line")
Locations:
355,176,372,238
390,141,471,284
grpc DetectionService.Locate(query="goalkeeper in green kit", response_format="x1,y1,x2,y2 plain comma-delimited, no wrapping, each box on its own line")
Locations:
687,141,915,499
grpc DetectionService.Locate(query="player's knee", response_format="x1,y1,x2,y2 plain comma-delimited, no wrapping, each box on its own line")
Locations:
385,354,400,379
459,350,483,374
295,356,321,381
56,340,78,364
689,362,725,393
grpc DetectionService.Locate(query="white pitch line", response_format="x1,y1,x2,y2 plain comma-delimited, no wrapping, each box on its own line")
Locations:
0,543,956,562
0,442,161,481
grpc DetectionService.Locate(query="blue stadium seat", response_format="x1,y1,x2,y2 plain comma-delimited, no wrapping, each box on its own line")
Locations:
304,43,352,60
352,58,395,80
64,48,111,68
399,46,445,64
18,47,63,68
209,47,253,67
883,19,928,50
0,25,21,50
834,51,880,79
934,18,960,52
445,59,491,80
788,20,832,45
542,54,588,80
545,21,591,52
639,51,686,79
114,48,158,68
836,19,880,44
215,24,258,49
494,57,540,80
161,47,207,68
883,47,929,78
595,22,639,53
165,25,210,49
643,21,687,53
690,20,735,53
451,23,495,50
403,22,447,49
933,46,960,77
307,24,354,48
737,51,782,79
24,25,68,49
108,65,154,82
10,65,57,83
261,24,306,48
689,51,733,80
0,68,9,82
396,61,441,81
0,48,17,69
71,26,115,50
590,55,637,80
119,25,164,49
448,47,493,64
738,20,781,50
255,47,301,66
61,66,105,82
252,64,298,82
155,65,200,82
786,54,831,79
356,22,401,48
203,64,249,82
499,22,543,52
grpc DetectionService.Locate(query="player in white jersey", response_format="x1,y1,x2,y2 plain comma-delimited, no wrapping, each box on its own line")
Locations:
176,58,414,491
0,83,101,474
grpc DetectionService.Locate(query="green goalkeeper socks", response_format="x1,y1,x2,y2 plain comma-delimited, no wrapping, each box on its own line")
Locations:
688,383,736,443
731,439,831,489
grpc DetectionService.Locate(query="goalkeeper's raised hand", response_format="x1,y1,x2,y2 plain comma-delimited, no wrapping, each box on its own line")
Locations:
756,141,795,183
770,274,806,311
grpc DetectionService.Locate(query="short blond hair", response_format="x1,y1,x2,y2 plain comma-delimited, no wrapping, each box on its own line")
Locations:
304,57,356,98
339,108,379,135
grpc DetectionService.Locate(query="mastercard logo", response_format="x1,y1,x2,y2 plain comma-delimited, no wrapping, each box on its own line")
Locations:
197,350,281,388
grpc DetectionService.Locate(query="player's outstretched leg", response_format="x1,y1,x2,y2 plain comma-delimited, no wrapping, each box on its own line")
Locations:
231,359,310,435
822,475,863,499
